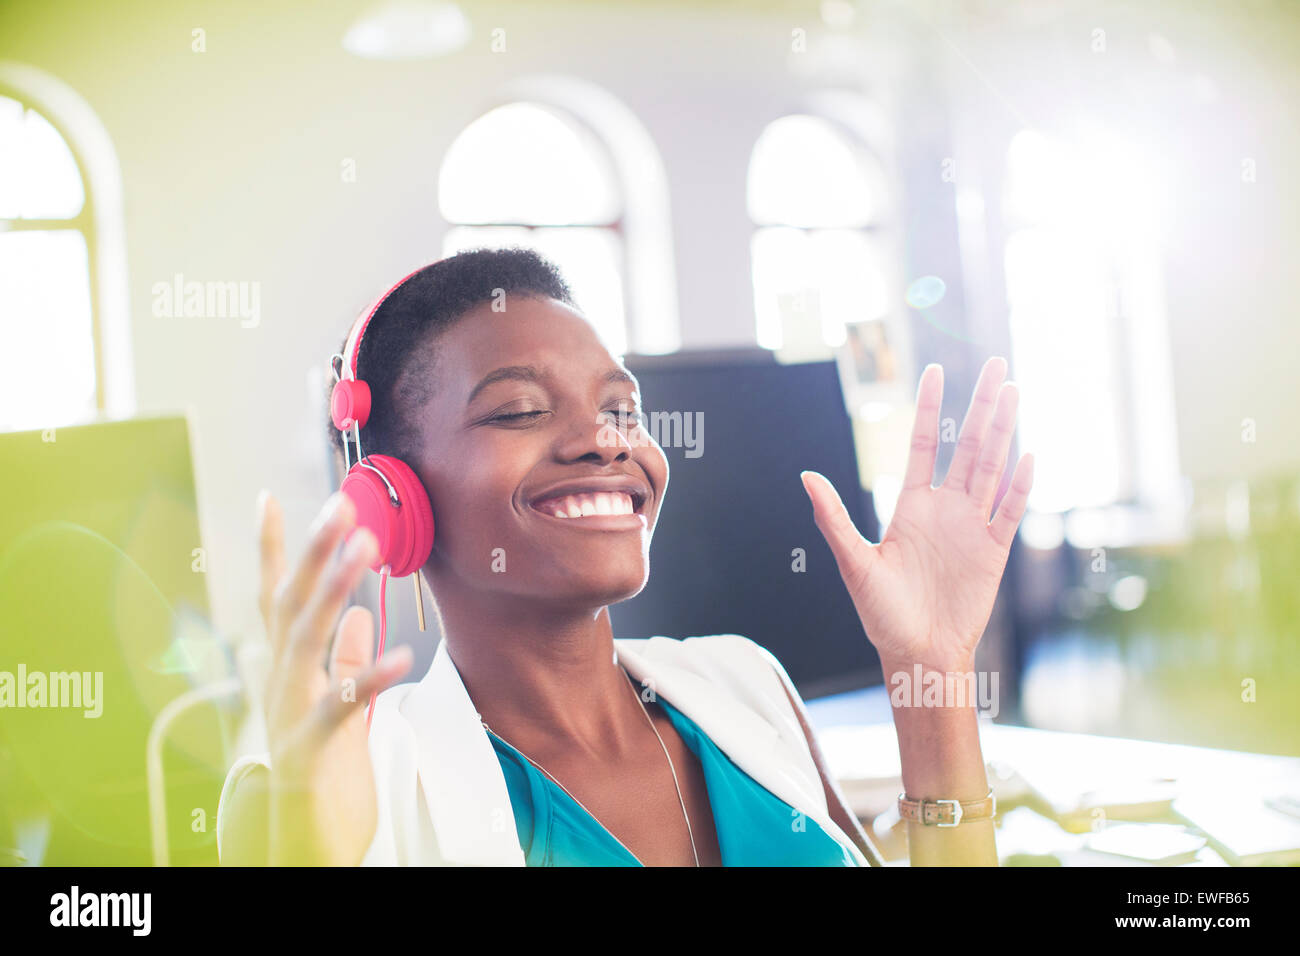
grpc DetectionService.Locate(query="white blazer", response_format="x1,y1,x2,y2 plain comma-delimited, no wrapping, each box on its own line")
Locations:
216,633,870,866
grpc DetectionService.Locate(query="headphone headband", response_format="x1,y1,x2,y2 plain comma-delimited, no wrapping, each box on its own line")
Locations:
341,261,436,383
331,260,441,435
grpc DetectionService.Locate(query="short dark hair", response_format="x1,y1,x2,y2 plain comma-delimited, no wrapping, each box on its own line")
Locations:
326,246,575,467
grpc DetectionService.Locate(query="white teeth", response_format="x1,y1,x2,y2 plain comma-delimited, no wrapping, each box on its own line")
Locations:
539,491,635,518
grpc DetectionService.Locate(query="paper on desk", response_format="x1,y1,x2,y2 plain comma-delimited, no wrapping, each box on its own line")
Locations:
817,719,1300,846
996,806,1087,860
1174,790,1300,866
817,721,1027,818
1085,823,1206,864
974,724,1184,821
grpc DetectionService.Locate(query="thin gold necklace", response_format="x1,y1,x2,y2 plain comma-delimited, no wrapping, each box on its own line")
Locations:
480,665,700,867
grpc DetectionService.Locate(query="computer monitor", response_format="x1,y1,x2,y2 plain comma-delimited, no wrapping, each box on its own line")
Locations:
0,415,229,864
612,349,883,699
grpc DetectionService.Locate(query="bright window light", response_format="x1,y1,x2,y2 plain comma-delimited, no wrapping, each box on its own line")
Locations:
1004,225,1123,511
442,225,627,356
748,113,892,351
0,94,97,431
751,227,891,350
747,115,882,228
0,231,96,430
439,102,620,226
439,101,628,355
1002,128,1179,521
0,95,84,219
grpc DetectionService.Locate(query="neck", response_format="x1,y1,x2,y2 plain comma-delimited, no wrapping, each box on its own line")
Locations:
432,584,646,761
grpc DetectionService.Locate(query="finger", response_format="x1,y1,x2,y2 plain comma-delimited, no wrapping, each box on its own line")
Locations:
967,381,1020,515
328,605,375,688
800,470,876,592
941,356,1007,493
285,526,378,670
258,491,287,644
902,364,944,492
308,644,414,746
989,453,1034,550
273,493,357,657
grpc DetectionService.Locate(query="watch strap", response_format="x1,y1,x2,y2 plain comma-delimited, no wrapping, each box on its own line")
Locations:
898,790,996,827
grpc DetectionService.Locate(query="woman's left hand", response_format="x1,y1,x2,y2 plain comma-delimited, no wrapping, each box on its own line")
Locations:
802,356,1034,673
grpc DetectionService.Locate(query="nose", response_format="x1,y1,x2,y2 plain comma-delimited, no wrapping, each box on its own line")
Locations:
553,408,633,464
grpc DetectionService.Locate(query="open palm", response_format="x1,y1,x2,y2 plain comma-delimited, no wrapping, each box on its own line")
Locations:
803,357,1034,672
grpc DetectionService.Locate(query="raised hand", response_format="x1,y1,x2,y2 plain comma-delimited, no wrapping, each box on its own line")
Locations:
802,357,1034,672
256,491,413,866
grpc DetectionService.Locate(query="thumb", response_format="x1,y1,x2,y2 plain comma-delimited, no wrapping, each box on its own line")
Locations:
800,471,876,589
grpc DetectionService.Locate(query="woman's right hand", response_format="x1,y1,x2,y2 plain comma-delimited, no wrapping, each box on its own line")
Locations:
257,490,413,866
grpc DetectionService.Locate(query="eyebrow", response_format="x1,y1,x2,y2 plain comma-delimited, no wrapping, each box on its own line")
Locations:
465,364,639,406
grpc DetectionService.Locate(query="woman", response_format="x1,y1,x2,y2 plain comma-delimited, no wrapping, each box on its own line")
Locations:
217,248,1033,867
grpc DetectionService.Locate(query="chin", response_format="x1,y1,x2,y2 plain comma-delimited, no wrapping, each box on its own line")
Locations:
543,567,649,609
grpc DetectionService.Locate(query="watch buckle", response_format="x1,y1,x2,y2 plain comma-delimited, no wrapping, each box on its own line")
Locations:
936,798,963,827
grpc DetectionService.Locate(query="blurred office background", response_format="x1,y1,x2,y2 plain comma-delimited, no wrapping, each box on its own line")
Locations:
3,0,1300,863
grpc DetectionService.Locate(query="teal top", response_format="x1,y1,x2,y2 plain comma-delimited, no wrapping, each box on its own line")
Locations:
484,692,859,867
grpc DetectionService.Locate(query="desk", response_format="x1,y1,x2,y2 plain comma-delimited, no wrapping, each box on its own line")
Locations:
805,689,1300,866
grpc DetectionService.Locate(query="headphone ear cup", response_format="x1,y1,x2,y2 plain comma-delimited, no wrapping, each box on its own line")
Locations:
330,379,372,431
339,454,434,577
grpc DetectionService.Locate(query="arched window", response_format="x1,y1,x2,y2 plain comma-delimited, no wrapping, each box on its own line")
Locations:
0,94,95,430
1002,127,1182,536
439,101,626,353
0,63,132,432
439,79,678,357
747,113,894,354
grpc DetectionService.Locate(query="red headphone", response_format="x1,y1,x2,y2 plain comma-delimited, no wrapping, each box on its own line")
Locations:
331,263,441,728
329,264,437,579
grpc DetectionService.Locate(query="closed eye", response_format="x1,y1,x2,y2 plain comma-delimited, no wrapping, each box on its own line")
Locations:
488,407,641,426
604,404,643,427
490,410,549,424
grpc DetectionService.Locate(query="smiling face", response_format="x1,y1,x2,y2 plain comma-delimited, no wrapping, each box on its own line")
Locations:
406,295,669,611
